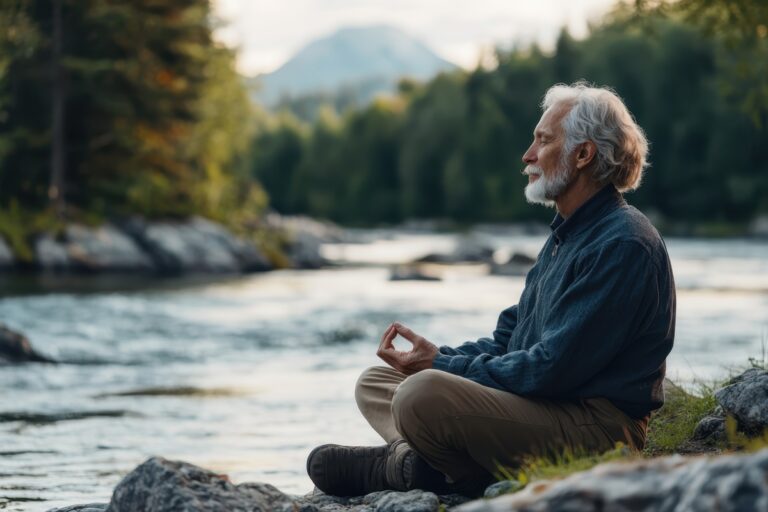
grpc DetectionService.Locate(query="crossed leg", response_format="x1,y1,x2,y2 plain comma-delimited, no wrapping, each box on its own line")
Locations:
355,366,645,494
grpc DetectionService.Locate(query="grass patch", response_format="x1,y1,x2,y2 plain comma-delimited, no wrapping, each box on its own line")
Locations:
496,443,634,489
643,380,718,455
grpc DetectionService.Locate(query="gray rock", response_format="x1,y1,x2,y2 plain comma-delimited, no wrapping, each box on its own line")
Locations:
389,265,441,281
106,457,296,512
483,480,524,498
0,323,55,363
265,213,346,244
121,217,270,274
0,236,14,267
456,448,768,512
692,414,726,442
65,224,153,272
48,504,109,512
367,489,439,512
35,234,71,270
715,368,768,434
415,239,495,265
96,457,455,512
264,213,346,269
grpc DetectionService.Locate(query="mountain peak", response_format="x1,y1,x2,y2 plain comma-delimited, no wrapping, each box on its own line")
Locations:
255,24,455,106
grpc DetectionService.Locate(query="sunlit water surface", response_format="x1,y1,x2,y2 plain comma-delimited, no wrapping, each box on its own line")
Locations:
1,231,767,511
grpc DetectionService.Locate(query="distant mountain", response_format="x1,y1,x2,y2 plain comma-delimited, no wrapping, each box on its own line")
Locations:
253,25,456,108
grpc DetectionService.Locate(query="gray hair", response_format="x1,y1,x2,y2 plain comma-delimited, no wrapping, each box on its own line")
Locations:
542,82,649,192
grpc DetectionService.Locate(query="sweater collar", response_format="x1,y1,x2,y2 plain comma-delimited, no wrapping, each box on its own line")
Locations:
549,183,625,242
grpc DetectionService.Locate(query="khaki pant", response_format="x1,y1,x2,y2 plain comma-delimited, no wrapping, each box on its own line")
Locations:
355,366,647,493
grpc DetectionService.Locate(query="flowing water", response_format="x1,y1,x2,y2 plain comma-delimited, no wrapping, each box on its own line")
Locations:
1,230,767,511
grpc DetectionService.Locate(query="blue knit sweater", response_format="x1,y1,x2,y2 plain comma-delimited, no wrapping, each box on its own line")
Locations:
432,184,676,419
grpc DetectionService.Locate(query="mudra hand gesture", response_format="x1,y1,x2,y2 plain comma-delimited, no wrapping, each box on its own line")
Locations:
376,322,438,375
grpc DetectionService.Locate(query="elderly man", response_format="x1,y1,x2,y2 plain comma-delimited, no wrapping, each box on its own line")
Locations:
307,82,675,497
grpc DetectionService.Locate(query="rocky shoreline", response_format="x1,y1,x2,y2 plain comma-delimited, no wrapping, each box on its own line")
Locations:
0,214,343,276
34,360,768,512
48,447,768,512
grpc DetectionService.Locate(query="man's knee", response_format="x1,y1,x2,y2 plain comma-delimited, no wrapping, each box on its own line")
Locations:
354,366,395,412
391,369,456,434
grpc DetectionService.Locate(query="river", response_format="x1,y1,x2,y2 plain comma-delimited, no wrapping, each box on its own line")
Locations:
1,230,767,511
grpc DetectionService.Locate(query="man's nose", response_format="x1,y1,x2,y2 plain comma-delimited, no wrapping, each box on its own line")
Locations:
522,145,536,165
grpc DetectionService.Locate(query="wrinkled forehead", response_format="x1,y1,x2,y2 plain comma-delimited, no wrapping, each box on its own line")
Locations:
534,101,574,137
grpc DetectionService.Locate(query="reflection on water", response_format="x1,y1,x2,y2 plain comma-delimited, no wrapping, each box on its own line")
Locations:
0,232,767,511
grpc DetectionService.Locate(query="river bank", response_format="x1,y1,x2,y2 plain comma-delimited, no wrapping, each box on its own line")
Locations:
0,214,345,276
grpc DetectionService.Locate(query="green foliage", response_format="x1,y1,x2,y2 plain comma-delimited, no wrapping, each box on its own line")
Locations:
0,0,264,226
496,443,634,491
633,0,768,126
0,202,65,261
252,12,768,227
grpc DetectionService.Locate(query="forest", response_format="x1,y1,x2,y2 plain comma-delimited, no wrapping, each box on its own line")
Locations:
1,0,767,239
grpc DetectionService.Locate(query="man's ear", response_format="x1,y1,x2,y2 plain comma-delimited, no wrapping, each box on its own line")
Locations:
575,141,597,170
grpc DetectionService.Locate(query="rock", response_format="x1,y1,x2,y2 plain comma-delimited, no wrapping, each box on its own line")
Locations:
64,224,154,272
692,414,726,442
264,213,346,269
187,217,271,272
490,252,536,276
48,504,109,512
288,229,327,269
121,217,270,274
35,233,71,270
0,236,14,267
0,323,55,363
366,489,439,512
97,457,455,512
456,448,768,512
265,213,346,244
415,239,495,265
715,368,768,434
107,457,297,512
483,480,524,498
389,265,442,281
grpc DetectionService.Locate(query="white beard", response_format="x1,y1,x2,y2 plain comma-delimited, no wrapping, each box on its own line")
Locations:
523,164,572,208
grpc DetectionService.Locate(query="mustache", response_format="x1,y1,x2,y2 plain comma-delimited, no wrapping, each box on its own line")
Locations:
522,165,544,176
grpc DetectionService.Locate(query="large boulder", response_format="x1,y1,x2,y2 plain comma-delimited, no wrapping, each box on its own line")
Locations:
715,368,768,434
106,457,296,512
35,233,71,270
0,323,55,363
456,448,768,512
264,213,347,268
121,217,270,274
64,224,154,272
102,457,450,512
0,236,14,268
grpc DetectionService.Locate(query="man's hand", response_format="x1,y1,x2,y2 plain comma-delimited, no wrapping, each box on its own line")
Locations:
377,322,438,375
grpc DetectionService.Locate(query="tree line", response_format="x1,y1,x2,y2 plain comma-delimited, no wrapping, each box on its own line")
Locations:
1,1,766,238
251,6,768,230
0,0,263,232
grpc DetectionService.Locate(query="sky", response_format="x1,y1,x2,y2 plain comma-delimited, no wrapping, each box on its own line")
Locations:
213,0,621,76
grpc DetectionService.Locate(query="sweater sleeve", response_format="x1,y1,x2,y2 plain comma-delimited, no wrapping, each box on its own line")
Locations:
432,240,657,397
436,305,518,358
